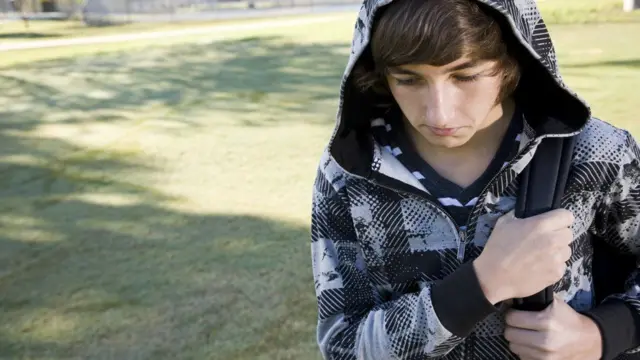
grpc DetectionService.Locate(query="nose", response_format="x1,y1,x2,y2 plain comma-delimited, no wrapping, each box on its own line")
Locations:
423,83,456,128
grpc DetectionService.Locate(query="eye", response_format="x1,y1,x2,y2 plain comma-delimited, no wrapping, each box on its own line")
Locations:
452,74,481,83
394,77,420,86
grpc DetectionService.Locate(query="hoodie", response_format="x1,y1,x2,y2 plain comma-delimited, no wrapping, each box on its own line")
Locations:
310,0,640,359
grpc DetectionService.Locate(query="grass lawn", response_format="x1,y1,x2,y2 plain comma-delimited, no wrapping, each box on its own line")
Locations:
538,0,640,23
0,17,257,42
0,8,639,360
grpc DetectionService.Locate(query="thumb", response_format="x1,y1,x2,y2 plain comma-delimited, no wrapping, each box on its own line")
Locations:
553,293,565,303
501,210,517,221
549,293,568,312
539,294,563,314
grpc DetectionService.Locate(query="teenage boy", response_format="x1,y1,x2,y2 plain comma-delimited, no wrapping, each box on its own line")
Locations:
311,0,640,359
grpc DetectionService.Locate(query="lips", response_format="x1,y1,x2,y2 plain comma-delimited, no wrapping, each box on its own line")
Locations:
427,126,459,136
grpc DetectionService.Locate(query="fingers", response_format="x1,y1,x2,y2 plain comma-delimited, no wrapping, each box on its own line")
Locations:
505,325,540,343
505,308,553,331
552,227,574,245
497,210,517,225
505,310,534,330
505,325,555,359
553,293,565,303
529,209,575,232
508,342,550,360
503,210,516,220
557,242,572,263
546,229,572,263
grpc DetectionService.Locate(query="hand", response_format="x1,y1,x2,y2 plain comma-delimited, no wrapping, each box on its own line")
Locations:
504,295,602,360
473,209,574,303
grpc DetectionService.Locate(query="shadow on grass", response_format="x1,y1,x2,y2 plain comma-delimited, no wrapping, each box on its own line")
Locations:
564,59,640,69
0,32,62,39
0,33,348,237
0,33,334,359
0,204,319,359
0,35,349,130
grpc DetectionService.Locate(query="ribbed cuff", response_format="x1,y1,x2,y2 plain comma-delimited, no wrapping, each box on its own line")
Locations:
431,262,499,337
583,300,640,360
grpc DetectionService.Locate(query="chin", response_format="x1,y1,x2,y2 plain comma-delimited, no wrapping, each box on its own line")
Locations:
433,139,467,149
423,133,471,149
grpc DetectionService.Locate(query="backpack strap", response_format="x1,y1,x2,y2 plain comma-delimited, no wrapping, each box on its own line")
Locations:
512,135,577,311
512,133,640,358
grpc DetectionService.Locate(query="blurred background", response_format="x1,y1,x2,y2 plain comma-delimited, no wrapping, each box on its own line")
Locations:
0,0,638,359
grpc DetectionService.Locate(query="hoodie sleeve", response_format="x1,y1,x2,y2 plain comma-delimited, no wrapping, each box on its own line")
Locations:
586,130,640,360
311,165,498,360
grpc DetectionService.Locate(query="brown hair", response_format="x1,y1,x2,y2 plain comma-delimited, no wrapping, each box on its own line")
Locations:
352,0,521,102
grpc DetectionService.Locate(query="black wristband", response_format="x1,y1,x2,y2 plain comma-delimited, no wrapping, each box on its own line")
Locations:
431,262,499,337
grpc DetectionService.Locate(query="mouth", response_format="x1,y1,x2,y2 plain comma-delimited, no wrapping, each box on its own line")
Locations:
426,126,459,137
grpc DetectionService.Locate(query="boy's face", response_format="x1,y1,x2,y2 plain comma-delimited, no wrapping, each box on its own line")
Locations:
386,56,508,149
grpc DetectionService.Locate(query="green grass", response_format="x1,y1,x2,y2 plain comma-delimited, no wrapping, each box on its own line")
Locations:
0,9,639,360
0,16,349,360
539,0,640,23
0,18,250,42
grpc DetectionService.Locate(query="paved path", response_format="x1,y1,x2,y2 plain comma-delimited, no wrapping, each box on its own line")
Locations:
87,4,361,23
0,4,358,52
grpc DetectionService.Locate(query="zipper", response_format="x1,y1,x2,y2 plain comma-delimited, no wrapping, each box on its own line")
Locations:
359,159,516,264
461,340,467,360
452,128,540,262
361,177,478,264
455,138,542,258
456,229,467,262
355,174,465,252
340,135,541,264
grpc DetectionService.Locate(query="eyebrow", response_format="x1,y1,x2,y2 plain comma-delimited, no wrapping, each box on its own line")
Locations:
388,60,481,75
388,67,420,75
447,60,480,72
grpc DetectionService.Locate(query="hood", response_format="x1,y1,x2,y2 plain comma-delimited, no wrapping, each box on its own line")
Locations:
328,0,591,178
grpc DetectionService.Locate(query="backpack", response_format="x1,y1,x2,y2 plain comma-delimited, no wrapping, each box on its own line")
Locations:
513,135,638,357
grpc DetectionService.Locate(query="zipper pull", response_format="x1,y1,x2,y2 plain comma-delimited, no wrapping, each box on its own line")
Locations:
456,228,467,262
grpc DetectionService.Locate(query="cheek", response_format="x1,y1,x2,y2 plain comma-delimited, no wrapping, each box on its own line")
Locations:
470,78,502,104
388,85,425,116
459,79,502,114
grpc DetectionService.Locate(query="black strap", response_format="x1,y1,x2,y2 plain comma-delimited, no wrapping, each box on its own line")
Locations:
513,135,577,311
513,134,640,358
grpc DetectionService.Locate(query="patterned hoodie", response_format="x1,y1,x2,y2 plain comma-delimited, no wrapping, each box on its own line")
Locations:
310,0,640,359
